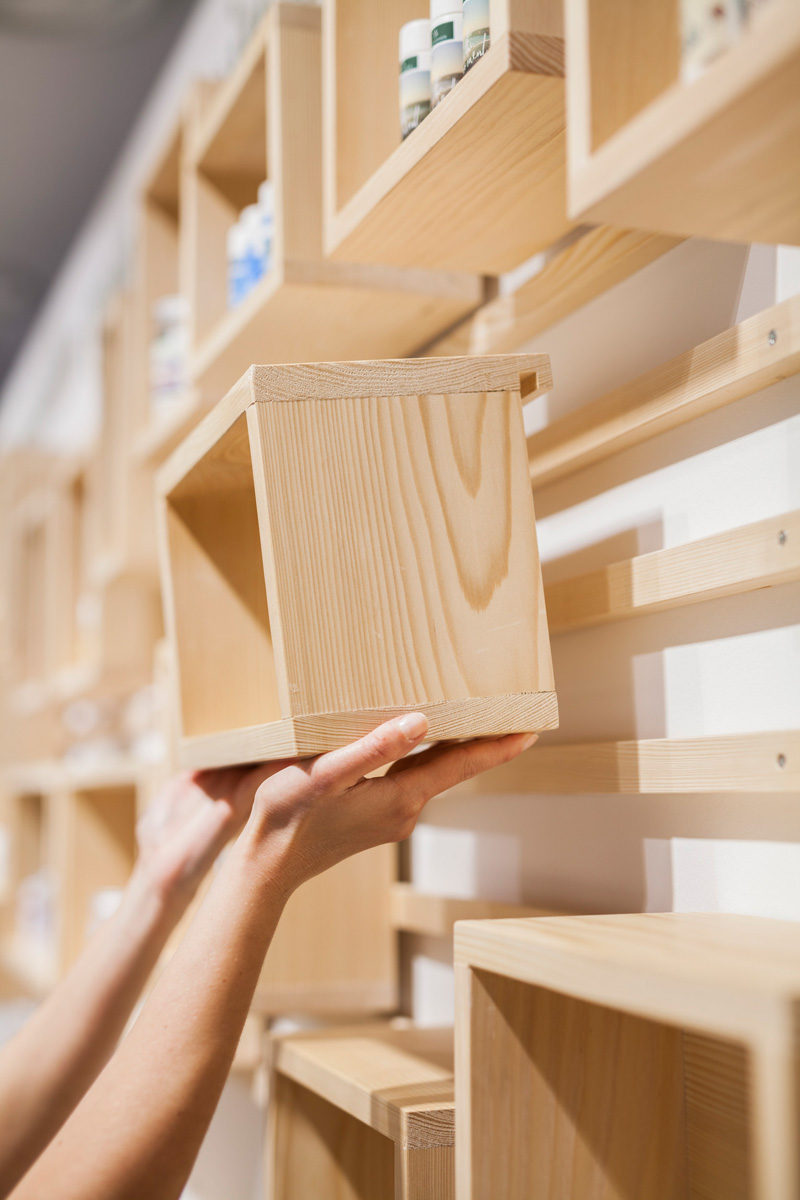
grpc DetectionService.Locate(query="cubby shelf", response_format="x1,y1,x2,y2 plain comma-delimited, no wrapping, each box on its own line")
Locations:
454,913,800,1199
390,883,559,938
323,0,573,275
545,509,800,635
447,730,799,796
528,294,800,488
158,356,557,769
566,0,800,245
187,3,480,403
267,1023,454,1200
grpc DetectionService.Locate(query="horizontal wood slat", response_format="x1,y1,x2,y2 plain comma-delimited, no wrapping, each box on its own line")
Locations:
389,884,561,937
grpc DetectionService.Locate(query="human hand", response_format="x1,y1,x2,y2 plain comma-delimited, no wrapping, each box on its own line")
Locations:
239,713,538,898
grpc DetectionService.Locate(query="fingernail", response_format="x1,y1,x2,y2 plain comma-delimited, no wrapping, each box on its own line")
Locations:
397,712,428,742
520,733,538,751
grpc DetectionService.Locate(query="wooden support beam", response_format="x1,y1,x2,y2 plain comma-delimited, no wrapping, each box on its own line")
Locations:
545,509,800,634
528,295,800,487
389,883,561,938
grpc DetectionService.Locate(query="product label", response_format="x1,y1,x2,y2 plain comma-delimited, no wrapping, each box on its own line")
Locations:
400,67,432,138
463,0,490,69
432,19,455,45
401,54,418,72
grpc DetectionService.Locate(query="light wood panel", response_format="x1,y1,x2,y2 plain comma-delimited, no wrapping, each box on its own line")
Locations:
158,355,557,766
187,4,480,404
389,883,559,937
447,731,800,795
566,0,800,244
324,0,572,273
528,294,800,487
455,913,800,1200
268,1023,454,1200
546,509,800,634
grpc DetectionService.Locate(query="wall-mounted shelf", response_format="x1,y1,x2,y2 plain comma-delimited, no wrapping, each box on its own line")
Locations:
566,0,800,245
323,0,572,274
158,356,557,768
546,509,800,634
390,883,559,938
268,1022,454,1199
528,294,800,488
455,913,800,1199
187,4,480,403
447,730,799,796
252,843,397,1016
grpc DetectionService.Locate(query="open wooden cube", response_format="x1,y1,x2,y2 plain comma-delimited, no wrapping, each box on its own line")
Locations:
186,3,481,402
455,914,800,1200
267,1023,454,1200
158,354,557,768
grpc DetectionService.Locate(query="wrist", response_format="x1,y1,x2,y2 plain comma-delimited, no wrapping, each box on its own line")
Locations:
235,817,299,907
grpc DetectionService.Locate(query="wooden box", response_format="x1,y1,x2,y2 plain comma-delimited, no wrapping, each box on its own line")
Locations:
455,913,800,1200
157,354,558,769
267,1024,454,1199
323,0,573,274
566,0,800,244
186,3,480,402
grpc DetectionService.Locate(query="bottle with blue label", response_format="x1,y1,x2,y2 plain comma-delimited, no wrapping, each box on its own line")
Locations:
257,178,275,277
227,220,249,308
399,18,432,139
430,0,463,107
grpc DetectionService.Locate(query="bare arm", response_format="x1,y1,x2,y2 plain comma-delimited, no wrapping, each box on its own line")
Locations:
0,768,263,1195
11,716,536,1200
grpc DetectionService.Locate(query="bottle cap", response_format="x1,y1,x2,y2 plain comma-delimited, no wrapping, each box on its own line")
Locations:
430,0,461,22
399,17,431,60
226,221,248,257
257,178,275,214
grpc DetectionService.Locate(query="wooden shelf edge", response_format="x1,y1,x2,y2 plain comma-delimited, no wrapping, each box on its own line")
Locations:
446,730,799,795
251,977,397,1017
546,509,800,634
389,883,562,937
528,294,800,487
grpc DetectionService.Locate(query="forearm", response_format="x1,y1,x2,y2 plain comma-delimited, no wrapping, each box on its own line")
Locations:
0,870,184,1194
11,824,288,1200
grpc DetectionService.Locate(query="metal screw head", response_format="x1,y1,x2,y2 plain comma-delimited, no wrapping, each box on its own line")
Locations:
777,753,787,769
768,329,777,345
778,529,787,545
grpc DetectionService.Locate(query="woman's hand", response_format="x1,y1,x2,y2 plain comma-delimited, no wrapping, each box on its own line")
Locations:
240,713,538,897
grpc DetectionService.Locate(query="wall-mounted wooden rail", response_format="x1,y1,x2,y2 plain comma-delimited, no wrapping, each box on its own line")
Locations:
528,294,800,487
389,883,560,938
545,509,800,634
449,730,799,795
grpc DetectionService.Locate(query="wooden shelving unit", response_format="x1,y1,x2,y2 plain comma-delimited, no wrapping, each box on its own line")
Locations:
187,4,480,403
390,883,559,938
158,355,557,768
528,294,800,487
565,0,800,244
447,730,799,796
323,0,573,274
267,1023,454,1199
545,509,800,634
455,913,800,1199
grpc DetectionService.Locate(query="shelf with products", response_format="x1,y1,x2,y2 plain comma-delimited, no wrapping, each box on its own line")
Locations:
455,913,800,1199
187,3,481,404
323,0,573,275
566,0,800,244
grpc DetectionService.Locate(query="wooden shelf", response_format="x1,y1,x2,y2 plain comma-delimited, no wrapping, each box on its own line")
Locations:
566,0,800,245
188,3,480,404
323,0,573,274
447,730,800,795
528,294,800,488
158,355,557,768
455,913,800,1198
252,843,397,1016
546,509,800,634
390,883,559,937
268,1023,454,1200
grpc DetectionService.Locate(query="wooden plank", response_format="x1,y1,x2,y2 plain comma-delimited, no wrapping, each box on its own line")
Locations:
448,731,800,795
529,294,800,487
546,509,800,633
568,0,800,245
389,883,559,937
472,226,680,353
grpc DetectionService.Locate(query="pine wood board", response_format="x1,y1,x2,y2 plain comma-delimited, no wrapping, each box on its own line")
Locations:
528,294,800,487
389,883,560,937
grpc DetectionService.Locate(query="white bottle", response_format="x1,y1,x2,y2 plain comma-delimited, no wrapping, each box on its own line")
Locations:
241,203,265,292
430,0,463,107
227,220,249,308
463,0,489,71
399,18,432,139
257,179,275,277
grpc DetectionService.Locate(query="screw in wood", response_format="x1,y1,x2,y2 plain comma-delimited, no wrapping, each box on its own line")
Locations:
768,329,777,345
777,753,786,769
778,529,787,545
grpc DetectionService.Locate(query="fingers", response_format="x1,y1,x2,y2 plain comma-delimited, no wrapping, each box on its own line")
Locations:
309,712,429,793
388,731,537,811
